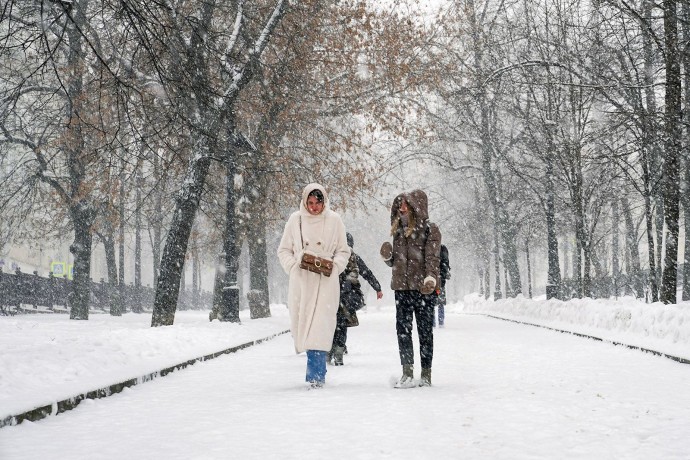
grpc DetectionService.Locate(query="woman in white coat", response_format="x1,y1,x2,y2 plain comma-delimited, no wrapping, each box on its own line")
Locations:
278,183,350,388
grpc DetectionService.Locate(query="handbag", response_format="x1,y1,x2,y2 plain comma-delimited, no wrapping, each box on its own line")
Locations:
347,310,359,327
298,216,334,277
300,253,334,277
339,304,359,327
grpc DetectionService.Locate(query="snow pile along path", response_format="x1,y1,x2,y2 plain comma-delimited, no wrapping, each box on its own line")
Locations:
0,309,290,421
461,293,690,361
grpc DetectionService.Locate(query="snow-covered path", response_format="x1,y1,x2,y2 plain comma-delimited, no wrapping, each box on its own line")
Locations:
1,311,688,459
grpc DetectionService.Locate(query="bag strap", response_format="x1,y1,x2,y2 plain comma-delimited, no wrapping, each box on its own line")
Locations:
299,216,304,249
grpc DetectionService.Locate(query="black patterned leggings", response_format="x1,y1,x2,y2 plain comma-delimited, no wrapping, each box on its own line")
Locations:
332,309,349,348
395,290,434,369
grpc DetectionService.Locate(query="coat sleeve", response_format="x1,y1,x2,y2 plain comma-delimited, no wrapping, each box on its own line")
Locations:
331,215,351,275
425,223,442,283
277,213,300,275
356,254,381,292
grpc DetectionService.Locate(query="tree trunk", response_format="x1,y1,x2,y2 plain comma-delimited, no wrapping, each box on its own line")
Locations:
478,267,484,297
612,199,620,298
503,262,510,297
247,228,271,318
192,245,200,310
151,149,212,326
583,248,592,298
643,195,659,301
220,133,242,323
574,237,583,298
660,0,682,304
245,150,271,319
69,210,94,320
493,236,502,300
118,157,126,312
101,233,121,316
545,126,562,299
571,142,588,298
682,1,690,301
151,152,163,289
654,199,664,290
180,262,186,310
209,253,225,321
525,237,533,299
682,164,690,301
621,197,641,297
133,161,143,313
63,10,94,321
483,265,491,300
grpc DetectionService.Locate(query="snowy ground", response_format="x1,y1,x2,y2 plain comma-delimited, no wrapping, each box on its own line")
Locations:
1,296,689,459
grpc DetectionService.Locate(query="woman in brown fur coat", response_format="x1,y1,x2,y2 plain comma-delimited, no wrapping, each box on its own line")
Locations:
380,189,441,387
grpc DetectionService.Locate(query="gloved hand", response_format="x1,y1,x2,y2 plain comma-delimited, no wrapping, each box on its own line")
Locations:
380,242,393,260
420,276,436,295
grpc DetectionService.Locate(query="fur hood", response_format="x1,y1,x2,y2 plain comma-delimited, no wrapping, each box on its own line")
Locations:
390,189,430,237
299,183,329,216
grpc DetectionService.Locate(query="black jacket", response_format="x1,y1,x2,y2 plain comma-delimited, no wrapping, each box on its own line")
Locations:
439,244,451,289
340,250,381,312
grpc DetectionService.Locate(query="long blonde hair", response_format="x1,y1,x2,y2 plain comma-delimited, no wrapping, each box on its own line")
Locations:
390,209,416,237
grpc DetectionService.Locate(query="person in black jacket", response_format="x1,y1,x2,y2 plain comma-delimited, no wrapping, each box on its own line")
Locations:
434,244,451,328
329,232,383,366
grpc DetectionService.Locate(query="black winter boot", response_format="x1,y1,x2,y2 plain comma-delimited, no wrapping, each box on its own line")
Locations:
333,346,345,366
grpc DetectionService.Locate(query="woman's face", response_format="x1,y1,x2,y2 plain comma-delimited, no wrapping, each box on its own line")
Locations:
399,199,409,215
307,195,324,215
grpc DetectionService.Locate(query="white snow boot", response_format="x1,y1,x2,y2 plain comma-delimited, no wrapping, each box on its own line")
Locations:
419,368,432,387
394,365,416,389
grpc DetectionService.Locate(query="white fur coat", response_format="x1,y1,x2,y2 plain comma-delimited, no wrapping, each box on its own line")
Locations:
277,183,350,353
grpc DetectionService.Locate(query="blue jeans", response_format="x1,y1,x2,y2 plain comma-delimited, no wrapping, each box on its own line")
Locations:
432,289,446,327
306,350,327,383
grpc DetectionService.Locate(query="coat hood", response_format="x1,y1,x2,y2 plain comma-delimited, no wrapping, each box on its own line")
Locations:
390,189,430,236
300,183,330,215
406,189,430,221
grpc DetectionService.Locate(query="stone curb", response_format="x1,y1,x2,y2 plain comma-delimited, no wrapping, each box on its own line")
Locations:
0,329,290,429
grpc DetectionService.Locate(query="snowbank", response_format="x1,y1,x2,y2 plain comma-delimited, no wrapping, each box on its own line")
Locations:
460,294,690,361
0,308,290,422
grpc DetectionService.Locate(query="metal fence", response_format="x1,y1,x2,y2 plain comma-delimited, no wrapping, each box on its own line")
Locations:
0,267,211,315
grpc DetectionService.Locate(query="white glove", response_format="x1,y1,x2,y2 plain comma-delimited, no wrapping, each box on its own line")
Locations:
421,276,436,295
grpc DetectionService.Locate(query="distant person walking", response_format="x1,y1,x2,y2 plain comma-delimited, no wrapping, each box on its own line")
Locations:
434,244,451,328
329,232,383,366
278,183,350,389
380,190,441,388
